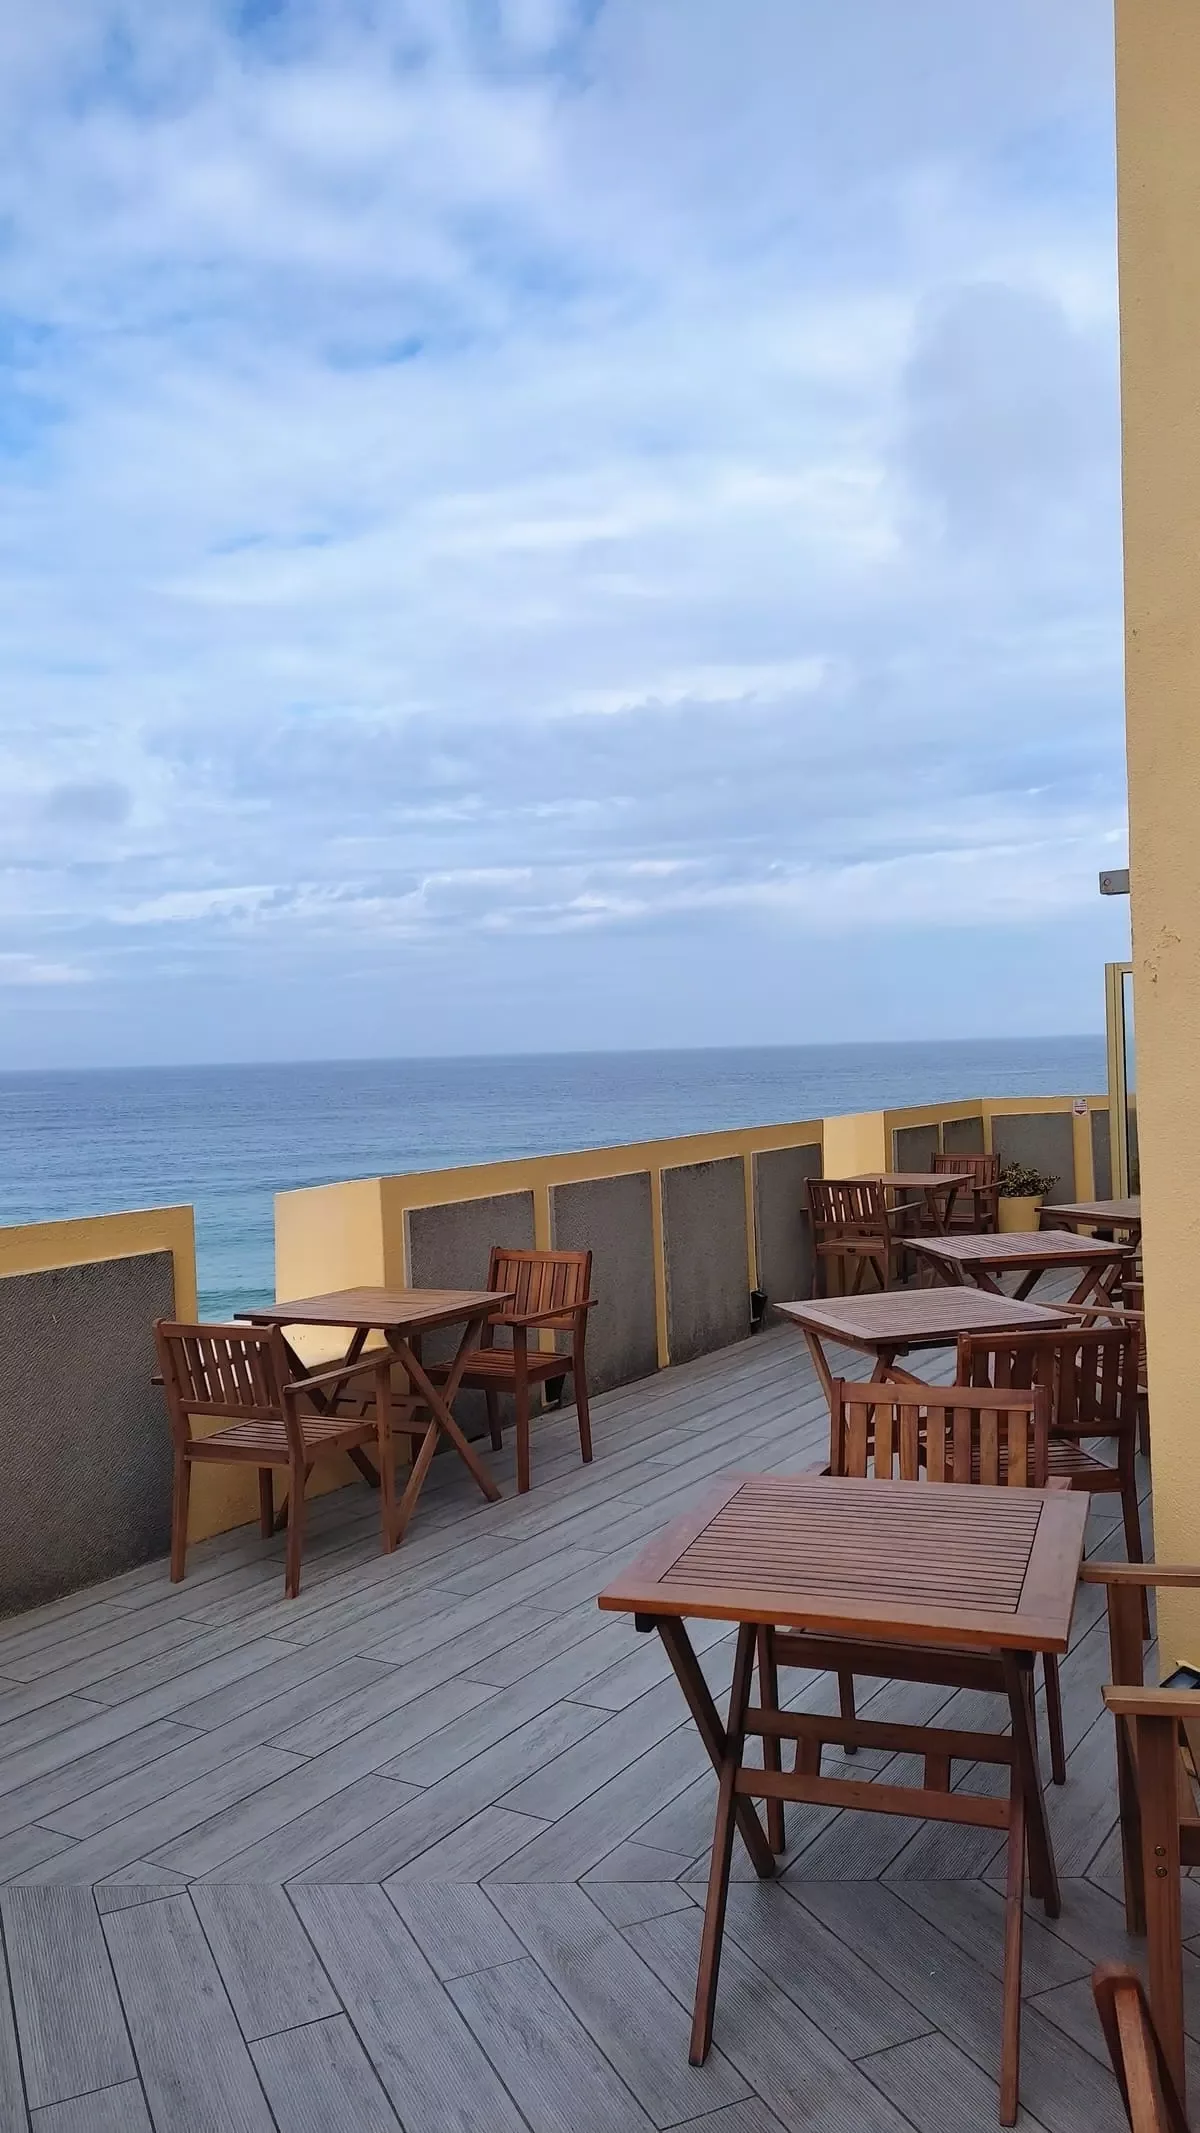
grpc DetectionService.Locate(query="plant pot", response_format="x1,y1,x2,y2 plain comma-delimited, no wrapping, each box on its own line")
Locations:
998,1194,1043,1234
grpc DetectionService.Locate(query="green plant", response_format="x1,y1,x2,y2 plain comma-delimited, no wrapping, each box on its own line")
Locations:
998,1162,1058,1199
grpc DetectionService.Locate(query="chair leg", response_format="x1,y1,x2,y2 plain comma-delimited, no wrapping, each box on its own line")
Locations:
285,1459,305,1598
258,1468,274,1539
573,1338,593,1466
484,1389,503,1451
377,1415,397,1558
1043,1654,1066,1786
1118,1469,1151,1637
170,1455,191,1583
839,1670,857,1754
515,1368,532,1495
757,1627,786,1854
1000,1780,1026,2126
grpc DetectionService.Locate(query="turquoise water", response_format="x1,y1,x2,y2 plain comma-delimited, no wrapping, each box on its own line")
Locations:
0,1038,1105,1316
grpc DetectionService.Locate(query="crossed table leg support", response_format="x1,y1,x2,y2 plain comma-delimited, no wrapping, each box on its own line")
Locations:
645,1612,1060,2125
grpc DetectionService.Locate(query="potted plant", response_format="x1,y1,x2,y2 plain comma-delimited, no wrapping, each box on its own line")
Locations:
997,1162,1059,1233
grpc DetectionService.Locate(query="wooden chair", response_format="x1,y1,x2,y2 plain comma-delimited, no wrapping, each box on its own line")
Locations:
1075,1287,1150,1457
957,1324,1146,1614
816,1375,1066,1782
758,1378,1059,2118
439,1247,594,1494
1082,1561,1200,2113
930,1149,1001,1233
808,1179,905,1295
1093,1966,1191,2132
155,1321,399,1598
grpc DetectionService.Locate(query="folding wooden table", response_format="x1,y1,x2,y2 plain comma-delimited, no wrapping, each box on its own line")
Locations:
599,1473,1088,2124
239,1286,512,1541
776,1288,1073,1411
911,1229,1129,1305
1044,1197,1142,1248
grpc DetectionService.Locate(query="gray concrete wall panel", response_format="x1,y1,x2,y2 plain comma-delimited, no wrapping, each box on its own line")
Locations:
662,1158,750,1365
0,1253,175,1617
550,1173,658,1392
990,1114,1076,1203
753,1146,820,1316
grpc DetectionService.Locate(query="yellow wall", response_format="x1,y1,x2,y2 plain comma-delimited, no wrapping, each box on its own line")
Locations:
1115,0,1200,1663
822,1111,888,1175
0,1205,198,1318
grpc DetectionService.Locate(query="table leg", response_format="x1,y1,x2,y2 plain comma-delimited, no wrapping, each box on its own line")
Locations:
693,1621,759,2064
656,1618,775,1880
802,1328,834,1414
1066,1261,1123,1307
386,1315,503,1541
1001,1652,1059,1916
1135,1711,1187,2106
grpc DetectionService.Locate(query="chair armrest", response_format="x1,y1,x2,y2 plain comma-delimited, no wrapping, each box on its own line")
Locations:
493,1300,596,1329
1081,1562,1200,1588
1068,1304,1144,1326
1103,1685,1200,1718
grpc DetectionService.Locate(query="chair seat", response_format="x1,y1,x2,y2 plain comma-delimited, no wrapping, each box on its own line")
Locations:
1046,1435,1118,1483
453,1346,572,1386
187,1414,376,1461
953,1437,1115,1486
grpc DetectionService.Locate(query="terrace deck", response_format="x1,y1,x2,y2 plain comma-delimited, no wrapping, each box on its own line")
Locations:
0,1301,1162,2131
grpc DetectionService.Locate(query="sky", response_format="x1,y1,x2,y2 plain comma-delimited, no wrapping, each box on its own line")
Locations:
0,0,1131,1069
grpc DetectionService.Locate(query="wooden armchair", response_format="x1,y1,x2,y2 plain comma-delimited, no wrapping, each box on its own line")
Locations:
808,1179,905,1295
957,1323,1146,1606
155,1321,399,1598
758,1378,1061,2118
1082,1561,1200,2113
931,1149,1001,1233
1093,1965,1191,2132
439,1247,594,1494
813,1375,1066,1780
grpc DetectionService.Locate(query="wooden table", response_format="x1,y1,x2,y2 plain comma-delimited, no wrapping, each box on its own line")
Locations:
1044,1197,1141,1246
911,1229,1129,1305
239,1287,512,1542
599,1473,1087,2123
777,1288,1074,1411
852,1170,970,1235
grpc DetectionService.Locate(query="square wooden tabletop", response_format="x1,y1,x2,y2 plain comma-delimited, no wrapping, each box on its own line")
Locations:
1050,1199,1141,1226
776,1287,1073,1352
238,1287,513,1335
599,1471,1087,1653
913,1231,1123,1270
852,1171,971,1190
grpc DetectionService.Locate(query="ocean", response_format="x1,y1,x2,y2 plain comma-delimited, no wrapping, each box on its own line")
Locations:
0,1038,1106,1317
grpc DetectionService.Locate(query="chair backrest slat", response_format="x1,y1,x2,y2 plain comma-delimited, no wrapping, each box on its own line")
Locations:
957,1325,1139,1441
830,1380,1049,1487
156,1322,289,1449
808,1180,888,1239
931,1151,1000,1186
485,1247,593,1330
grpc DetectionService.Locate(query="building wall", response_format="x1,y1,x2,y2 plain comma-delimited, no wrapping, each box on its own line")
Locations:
753,1143,820,1314
661,1157,750,1364
0,1253,176,1615
551,1173,658,1391
1115,0,1200,1662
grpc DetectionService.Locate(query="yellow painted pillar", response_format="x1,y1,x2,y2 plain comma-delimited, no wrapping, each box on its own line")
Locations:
1116,0,1200,1659
822,1111,889,1177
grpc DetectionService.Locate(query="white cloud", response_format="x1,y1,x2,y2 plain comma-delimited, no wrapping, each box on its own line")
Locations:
0,0,1126,1061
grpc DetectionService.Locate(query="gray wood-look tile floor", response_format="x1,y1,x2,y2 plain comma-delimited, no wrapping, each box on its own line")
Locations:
0,1303,1162,2131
